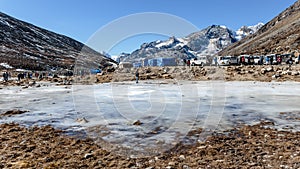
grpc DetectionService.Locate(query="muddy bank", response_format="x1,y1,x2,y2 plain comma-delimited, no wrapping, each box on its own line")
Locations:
0,122,299,168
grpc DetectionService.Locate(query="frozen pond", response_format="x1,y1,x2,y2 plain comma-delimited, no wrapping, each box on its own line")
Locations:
1,81,300,155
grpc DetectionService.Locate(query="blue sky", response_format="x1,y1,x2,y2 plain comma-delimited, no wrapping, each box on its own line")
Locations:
0,0,297,55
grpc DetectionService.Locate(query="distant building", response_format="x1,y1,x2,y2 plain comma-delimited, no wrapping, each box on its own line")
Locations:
133,62,142,68
156,57,177,66
145,57,177,67
148,58,158,67
119,62,133,69
142,58,149,67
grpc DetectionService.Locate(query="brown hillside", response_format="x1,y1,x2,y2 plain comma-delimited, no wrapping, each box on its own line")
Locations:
0,12,115,71
219,0,300,56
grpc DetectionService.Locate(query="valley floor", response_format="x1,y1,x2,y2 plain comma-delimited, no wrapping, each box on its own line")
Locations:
1,65,300,168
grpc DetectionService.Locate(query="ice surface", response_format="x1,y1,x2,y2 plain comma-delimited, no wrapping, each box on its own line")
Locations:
1,81,299,155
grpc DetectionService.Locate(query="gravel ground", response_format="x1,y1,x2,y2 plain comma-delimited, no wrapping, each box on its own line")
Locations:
0,122,299,169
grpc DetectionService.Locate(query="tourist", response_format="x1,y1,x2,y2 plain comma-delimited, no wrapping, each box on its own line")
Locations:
135,69,139,84
3,71,8,82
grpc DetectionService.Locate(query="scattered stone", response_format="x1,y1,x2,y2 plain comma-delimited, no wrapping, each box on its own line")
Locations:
22,86,29,89
76,117,89,124
182,165,190,169
266,67,273,72
145,167,154,169
168,161,176,166
28,81,36,86
133,120,142,126
0,109,29,117
292,71,299,76
179,155,185,161
248,69,254,74
261,68,266,74
84,153,93,159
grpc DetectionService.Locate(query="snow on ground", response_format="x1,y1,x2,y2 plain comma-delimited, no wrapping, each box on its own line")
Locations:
0,63,13,69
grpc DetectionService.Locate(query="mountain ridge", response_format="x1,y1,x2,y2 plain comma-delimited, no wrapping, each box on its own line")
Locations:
119,23,263,63
219,0,300,56
0,12,115,71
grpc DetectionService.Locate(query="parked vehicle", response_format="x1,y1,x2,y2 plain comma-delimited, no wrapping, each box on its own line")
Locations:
191,56,207,66
238,55,255,65
295,56,300,64
265,54,279,65
217,56,231,66
228,56,239,65
281,54,292,64
247,55,255,65
253,56,264,65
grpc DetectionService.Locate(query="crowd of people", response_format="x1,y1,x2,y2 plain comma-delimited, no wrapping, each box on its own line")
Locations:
1,71,53,82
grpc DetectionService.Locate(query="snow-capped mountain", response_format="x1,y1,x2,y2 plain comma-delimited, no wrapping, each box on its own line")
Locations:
121,25,241,62
235,22,264,40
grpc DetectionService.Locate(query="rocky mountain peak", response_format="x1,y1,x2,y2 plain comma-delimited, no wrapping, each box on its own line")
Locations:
119,23,264,63
235,23,264,40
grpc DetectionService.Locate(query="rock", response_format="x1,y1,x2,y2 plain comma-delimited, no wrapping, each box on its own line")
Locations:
22,86,29,89
179,155,185,161
168,162,176,166
272,74,280,79
248,69,254,74
164,67,170,73
133,120,142,126
261,68,266,74
13,161,30,168
1,109,29,117
162,74,173,79
182,165,190,169
291,71,299,76
76,117,89,124
266,67,273,72
148,159,155,164
197,146,207,149
28,81,36,86
145,167,154,169
84,153,93,159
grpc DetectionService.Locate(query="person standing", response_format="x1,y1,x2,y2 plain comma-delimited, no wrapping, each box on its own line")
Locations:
187,60,190,68
270,56,273,65
214,57,218,66
135,69,139,84
3,71,8,82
